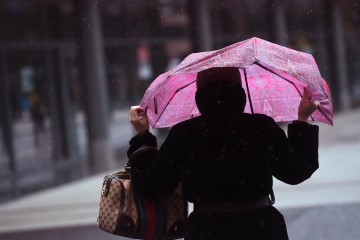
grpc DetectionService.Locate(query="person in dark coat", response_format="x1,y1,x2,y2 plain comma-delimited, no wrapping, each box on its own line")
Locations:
128,67,320,240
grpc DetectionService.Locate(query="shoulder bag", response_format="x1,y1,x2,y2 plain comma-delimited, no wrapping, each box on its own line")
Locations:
97,146,188,239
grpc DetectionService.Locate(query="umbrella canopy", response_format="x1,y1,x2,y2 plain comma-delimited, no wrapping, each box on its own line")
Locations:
140,37,333,128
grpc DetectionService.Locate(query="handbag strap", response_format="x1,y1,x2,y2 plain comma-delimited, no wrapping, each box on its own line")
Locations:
126,145,158,171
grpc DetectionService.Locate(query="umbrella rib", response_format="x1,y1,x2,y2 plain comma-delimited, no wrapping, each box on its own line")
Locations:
243,69,254,114
315,106,333,125
153,80,197,128
254,62,315,122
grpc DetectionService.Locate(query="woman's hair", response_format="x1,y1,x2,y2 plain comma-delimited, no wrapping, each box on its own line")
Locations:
195,67,247,116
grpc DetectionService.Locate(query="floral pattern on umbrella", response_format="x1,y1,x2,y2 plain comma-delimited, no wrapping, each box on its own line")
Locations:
141,37,333,128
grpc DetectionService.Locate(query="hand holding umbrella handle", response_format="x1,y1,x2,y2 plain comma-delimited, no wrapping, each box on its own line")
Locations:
298,88,320,121
130,106,150,133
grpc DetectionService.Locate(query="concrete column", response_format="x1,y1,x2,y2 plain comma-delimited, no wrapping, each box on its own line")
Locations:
0,51,16,171
58,49,78,158
188,0,213,51
42,7,68,162
44,49,62,162
323,0,351,111
0,51,19,197
45,49,77,161
316,11,330,84
197,0,213,51
330,0,351,111
271,0,288,46
77,0,114,172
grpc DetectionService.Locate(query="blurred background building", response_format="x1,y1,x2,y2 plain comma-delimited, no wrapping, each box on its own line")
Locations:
0,0,359,201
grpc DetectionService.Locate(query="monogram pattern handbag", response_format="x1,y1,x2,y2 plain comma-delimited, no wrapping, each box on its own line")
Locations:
98,146,188,239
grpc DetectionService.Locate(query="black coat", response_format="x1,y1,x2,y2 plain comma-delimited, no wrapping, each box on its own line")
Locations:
127,113,319,240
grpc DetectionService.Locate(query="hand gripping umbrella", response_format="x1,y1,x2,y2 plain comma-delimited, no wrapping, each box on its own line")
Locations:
140,37,333,128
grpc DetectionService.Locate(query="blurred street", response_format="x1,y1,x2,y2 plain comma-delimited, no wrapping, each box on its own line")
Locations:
0,1,359,239
0,107,359,240
0,110,134,170
0,109,135,202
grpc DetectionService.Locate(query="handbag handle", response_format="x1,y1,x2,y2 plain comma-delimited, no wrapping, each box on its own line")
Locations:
126,145,158,171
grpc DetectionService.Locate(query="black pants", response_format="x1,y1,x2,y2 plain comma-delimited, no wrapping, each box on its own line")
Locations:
185,206,289,240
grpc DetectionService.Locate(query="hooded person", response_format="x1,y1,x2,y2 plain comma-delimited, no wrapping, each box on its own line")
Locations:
128,67,320,240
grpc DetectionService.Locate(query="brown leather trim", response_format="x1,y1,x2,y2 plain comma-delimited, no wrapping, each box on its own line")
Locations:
114,177,137,235
118,179,126,215
128,145,158,163
114,213,136,235
111,170,131,178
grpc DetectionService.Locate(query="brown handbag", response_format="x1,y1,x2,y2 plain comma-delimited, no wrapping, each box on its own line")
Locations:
97,154,188,239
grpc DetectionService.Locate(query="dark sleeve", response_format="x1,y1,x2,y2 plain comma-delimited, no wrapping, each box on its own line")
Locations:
127,129,180,196
270,120,319,185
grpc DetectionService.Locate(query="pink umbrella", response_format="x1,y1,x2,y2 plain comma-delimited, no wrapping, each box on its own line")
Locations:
140,37,333,128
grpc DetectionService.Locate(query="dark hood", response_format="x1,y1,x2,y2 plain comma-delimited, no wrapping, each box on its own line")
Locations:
195,79,246,118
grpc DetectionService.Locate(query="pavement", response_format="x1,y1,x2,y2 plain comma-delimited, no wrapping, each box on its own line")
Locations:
0,108,360,240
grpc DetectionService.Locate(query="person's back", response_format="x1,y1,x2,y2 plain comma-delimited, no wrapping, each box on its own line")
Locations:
128,67,320,239
170,113,275,204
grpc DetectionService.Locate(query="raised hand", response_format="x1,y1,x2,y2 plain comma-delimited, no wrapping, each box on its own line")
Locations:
298,88,320,121
130,106,150,133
